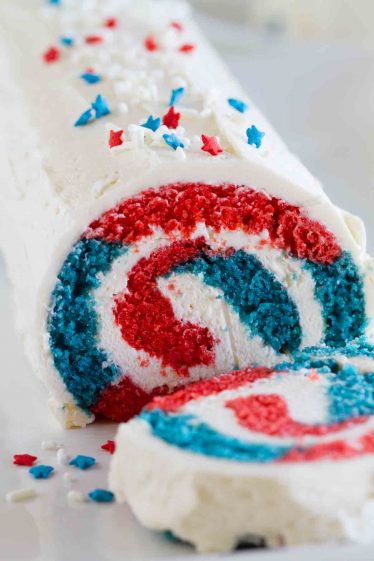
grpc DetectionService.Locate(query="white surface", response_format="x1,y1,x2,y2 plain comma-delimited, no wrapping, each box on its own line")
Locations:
1,14,374,561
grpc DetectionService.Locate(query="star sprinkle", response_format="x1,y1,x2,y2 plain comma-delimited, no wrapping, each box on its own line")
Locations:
69,455,96,470
80,72,101,84
74,108,94,127
246,125,265,149
104,17,118,28
88,489,115,503
144,36,158,52
170,21,183,32
201,134,223,156
108,129,123,148
141,115,161,132
48,0,61,5
163,133,184,150
60,36,74,47
169,87,185,107
228,98,248,113
162,106,181,129
179,44,195,53
13,454,37,466
43,46,60,64
92,94,111,118
29,465,54,479
101,440,116,454
85,35,103,45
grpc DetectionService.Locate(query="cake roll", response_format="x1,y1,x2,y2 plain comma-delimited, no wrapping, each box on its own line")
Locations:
109,364,374,552
0,0,373,426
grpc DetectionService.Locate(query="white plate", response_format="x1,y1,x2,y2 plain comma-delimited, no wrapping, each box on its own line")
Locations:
1,14,374,561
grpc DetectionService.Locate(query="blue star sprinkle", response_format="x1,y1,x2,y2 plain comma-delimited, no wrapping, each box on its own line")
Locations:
74,108,94,127
69,455,96,470
80,72,101,84
228,98,248,113
60,36,74,47
48,0,61,5
91,94,111,119
88,489,115,503
141,115,161,132
246,125,265,149
169,87,185,107
29,465,54,479
163,133,184,150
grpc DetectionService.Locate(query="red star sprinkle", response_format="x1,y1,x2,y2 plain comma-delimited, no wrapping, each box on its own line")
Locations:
201,134,223,156
43,46,60,64
85,35,103,45
101,440,116,454
179,43,195,53
85,67,95,74
104,17,118,28
170,21,183,32
162,106,181,129
13,454,38,466
144,35,158,52
109,129,124,149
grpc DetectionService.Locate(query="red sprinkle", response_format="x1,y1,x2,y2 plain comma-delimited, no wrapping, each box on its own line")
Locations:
162,106,181,129
109,129,124,149
13,454,37,466
85,67,95,74
85,35,103,45
201,134,223,156
170,21,183,32
144,35,158,52
101,440,116,454
104,17,118,29
179,43,195,53
43,46,60,64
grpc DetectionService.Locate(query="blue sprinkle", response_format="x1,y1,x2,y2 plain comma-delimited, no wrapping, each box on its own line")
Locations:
80,72,101,84
29,465,54,479
141,115,161,132
48,0,61,5
60,36,74,47
228,98,248,113
74,108,94,127
69,455,96,470
246,125,265,149
169,87,185,107
91,94,111,119
163,133,184,150
88,489,114,503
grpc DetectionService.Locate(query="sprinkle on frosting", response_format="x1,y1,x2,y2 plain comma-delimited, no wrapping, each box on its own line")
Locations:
101,440,116,454
179,44,195,53
162,106,181,129
13,454,37,466
170,21,183,32
69,455,96,470
144,36,158,52
88,489,115,503
163,133,184,150
104,17,118,29
43,46,60,64
169,87,185,107
141,115,161,132
29,465,54,479
74,108,94,127
85,35,103,45
80,72,101,84
246,125,265,149
109,129,124,148
91,94,111,119
6,489,38,503
60,36,74,47
228,98,248,113
201,134,223,156
48,0,61,5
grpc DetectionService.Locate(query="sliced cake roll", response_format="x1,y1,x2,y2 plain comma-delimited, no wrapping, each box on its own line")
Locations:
0,0,373,425
110,364,374,552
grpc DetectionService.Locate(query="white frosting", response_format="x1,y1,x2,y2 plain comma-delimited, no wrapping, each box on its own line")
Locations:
0,0,373,424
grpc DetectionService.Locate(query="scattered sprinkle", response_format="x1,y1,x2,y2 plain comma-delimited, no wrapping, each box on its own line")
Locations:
228,98,248,113
144,36,158,52
101,440,116,454
141,115,161,132
69,455,96,470
43,46,60,64
92,94,111,118
29,465,54,480
48,0,61,5
6,488,37,503
13,454,37,466
175,146,186,160
41,440,61,451
67,490,88,503
63,472,76,486
162,106,181,129
109,129,124,148
56,447,69,466
170,21,183,32
201,134,223,156
88,489,115,503
163,133,184,151
74,108,94,127
85,35,103,45
246,125,265,148
169,87,185,107
179,43,195,53
80,72,101,84
60,36,74,47
104,17,118,29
